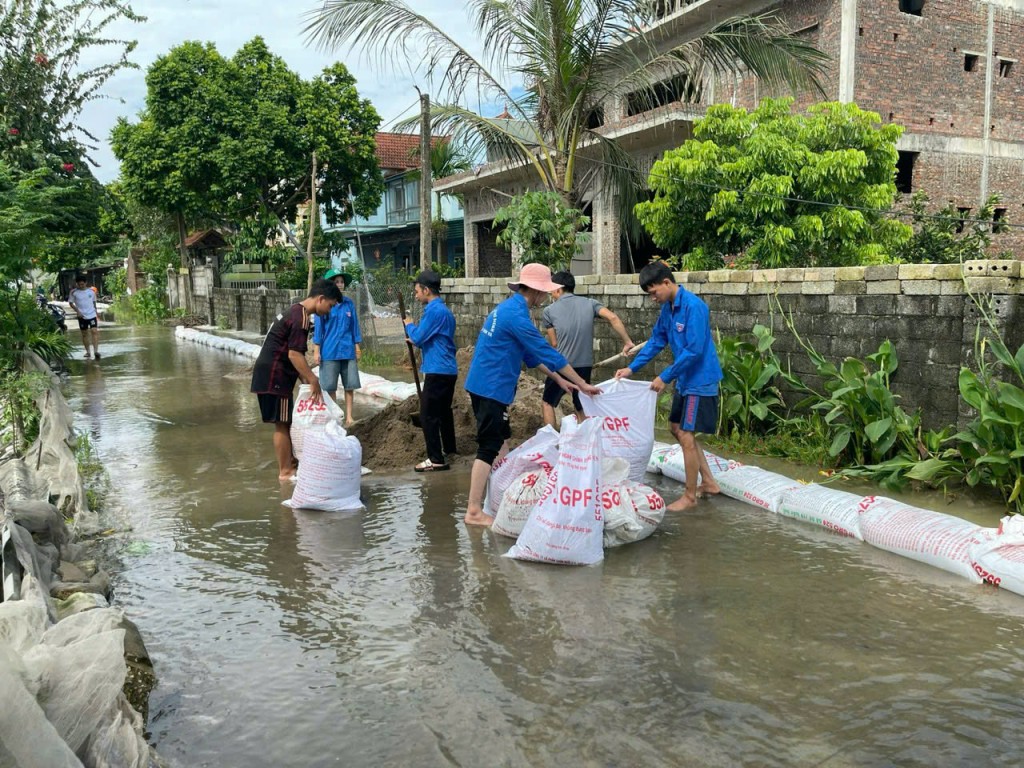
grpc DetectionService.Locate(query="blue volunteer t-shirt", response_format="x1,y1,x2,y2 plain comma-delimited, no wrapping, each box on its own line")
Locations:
405,296,457,375
313,295,361,360
465,293,568,405
628,285,722,396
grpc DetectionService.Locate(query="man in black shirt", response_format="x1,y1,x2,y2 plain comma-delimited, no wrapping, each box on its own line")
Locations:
251,279,342,480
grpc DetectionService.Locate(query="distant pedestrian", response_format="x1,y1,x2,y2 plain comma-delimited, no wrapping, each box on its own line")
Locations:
68,274,100,359
541,270,635,427
311,269,362,427
404,269,457,472
615,261,723,511
251,279,342,481
463,263,602,526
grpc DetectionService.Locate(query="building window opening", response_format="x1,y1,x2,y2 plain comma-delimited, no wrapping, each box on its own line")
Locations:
625,72,701,117
993,208,1008,234
955,207,971,234
899,0,924,16
964,53,979,72
999,59,1014,77
895,151,918,193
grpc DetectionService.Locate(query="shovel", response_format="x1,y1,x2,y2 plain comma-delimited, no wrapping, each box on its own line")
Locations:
594,340,647,368
397,289,423,429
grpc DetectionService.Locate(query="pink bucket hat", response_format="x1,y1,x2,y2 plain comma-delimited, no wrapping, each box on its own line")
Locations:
507,263,561,293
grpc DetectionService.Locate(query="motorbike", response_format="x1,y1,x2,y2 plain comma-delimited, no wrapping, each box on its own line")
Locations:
44,302,67,334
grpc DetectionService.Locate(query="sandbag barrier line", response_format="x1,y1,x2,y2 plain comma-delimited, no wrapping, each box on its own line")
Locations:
647,442,1024,597
173,326,418,403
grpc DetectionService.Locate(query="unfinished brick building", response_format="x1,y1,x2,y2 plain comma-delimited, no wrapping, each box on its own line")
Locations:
438,0,1024,276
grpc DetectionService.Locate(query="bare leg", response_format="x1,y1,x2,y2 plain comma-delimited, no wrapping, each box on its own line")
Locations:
90,327,100,357
274,423,295,480
541,402,557,428
575,408,586,423
344,389,355,427
465,459,495,526
80,328,91,357
695,440,720,497
666,423,699,511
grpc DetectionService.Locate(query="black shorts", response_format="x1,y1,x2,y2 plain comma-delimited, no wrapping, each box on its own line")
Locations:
669,393,719,434
257,393,294,424
77,316,98,330
542,366,592,413
471,393,511,465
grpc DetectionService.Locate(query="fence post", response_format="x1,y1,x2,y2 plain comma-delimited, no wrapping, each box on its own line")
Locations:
234,293,243,331
258,294,268,335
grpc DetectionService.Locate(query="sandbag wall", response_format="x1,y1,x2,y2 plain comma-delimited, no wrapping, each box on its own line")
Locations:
648,442,1021,595
0,352,163,767
174,326,417,402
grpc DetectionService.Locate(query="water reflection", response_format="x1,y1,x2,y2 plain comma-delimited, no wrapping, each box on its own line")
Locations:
62,326,1024,768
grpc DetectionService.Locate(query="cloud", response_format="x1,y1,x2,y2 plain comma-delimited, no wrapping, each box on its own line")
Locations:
78,0,519,182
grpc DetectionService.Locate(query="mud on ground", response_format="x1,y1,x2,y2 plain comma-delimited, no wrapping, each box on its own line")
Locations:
349,346,571,471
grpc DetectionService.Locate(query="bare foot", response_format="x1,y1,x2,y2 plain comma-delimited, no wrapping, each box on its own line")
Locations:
697,482,721,499
666,495,699,512
278,471,296,482
345,420,355,428
464,507,495,526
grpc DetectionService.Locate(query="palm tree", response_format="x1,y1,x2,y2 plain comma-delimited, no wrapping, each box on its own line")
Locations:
305,0,828,226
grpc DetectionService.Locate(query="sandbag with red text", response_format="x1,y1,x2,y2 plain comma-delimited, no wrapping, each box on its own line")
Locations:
485,426,558,519
506,416,604,566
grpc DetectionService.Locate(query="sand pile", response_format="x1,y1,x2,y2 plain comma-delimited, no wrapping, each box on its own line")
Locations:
349,346,570,471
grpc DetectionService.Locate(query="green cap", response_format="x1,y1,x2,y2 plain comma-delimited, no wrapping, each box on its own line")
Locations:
324,268,342,280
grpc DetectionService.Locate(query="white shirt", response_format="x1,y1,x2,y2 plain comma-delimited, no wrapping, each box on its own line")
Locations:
69,287,98,319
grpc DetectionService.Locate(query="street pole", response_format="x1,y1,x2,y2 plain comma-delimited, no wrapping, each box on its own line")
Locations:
306,152,317,294
419,91,432,273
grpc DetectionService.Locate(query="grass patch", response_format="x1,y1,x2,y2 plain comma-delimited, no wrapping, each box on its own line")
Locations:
74,432,110,512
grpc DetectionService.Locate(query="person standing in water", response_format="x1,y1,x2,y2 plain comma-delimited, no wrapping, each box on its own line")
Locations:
311,269,362,427
68,274,100,359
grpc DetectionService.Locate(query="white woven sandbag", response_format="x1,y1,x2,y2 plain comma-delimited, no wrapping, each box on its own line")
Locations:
578,378,657,482
660,448,738,484
970,516,1024,593
646,441,675,475
778,484,866,539
284,421,363,512
492,468,551,538
291,384,345,460
485,426,559,518
601,458,665,547
717,465,802,513
859,496,992,583
507,416,604,566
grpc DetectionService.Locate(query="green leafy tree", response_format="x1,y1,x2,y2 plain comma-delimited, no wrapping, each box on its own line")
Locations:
493,190,589,270
112,37,385,267
305,0,828,232
896,192,1006,264
636,98,914,270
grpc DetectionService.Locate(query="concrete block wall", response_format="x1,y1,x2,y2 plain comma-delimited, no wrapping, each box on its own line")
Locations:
209,287,303,334
441,260,1024,429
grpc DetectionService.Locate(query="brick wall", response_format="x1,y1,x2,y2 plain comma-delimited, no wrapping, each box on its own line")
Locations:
442,260,1023,429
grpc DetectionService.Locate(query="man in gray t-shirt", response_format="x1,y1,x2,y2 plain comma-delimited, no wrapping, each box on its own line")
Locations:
540,271,635,427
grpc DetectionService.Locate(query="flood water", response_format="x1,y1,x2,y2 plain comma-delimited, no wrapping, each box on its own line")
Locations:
63,325,1024,768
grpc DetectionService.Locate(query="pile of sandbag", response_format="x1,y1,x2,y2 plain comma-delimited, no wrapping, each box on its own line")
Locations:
492,384,666,564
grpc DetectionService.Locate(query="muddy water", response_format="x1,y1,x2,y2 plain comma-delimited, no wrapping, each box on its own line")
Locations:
63,326,1024,768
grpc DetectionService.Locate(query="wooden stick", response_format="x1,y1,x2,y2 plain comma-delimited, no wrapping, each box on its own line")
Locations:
595,340,646,368
397,290,423,399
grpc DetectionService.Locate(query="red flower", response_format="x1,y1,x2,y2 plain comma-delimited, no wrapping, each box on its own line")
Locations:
62,163,75,173
7,128,19,135
34,53,48,66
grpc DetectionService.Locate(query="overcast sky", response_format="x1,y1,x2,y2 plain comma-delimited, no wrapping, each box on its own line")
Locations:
78,0,504,182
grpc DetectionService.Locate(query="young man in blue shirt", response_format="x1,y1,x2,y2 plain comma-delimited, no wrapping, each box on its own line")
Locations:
311,269,362,427
615,261,723,512
404,269,458,472
464,263,602,526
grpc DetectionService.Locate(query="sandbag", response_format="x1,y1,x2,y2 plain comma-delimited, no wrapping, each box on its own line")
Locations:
716,465,802,513
778,484,866,540
492,468,551,539
645,442,675,475
578,378,657,482
660,447,738,485
284,421,363,512
506,416,604,565
485,426,559,519
291,384,345,460
601,458,665,548
859,496,993,583
970,516,1024,593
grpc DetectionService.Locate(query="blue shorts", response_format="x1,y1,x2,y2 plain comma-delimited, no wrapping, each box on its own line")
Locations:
319,359,360,393
670,393,719,434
